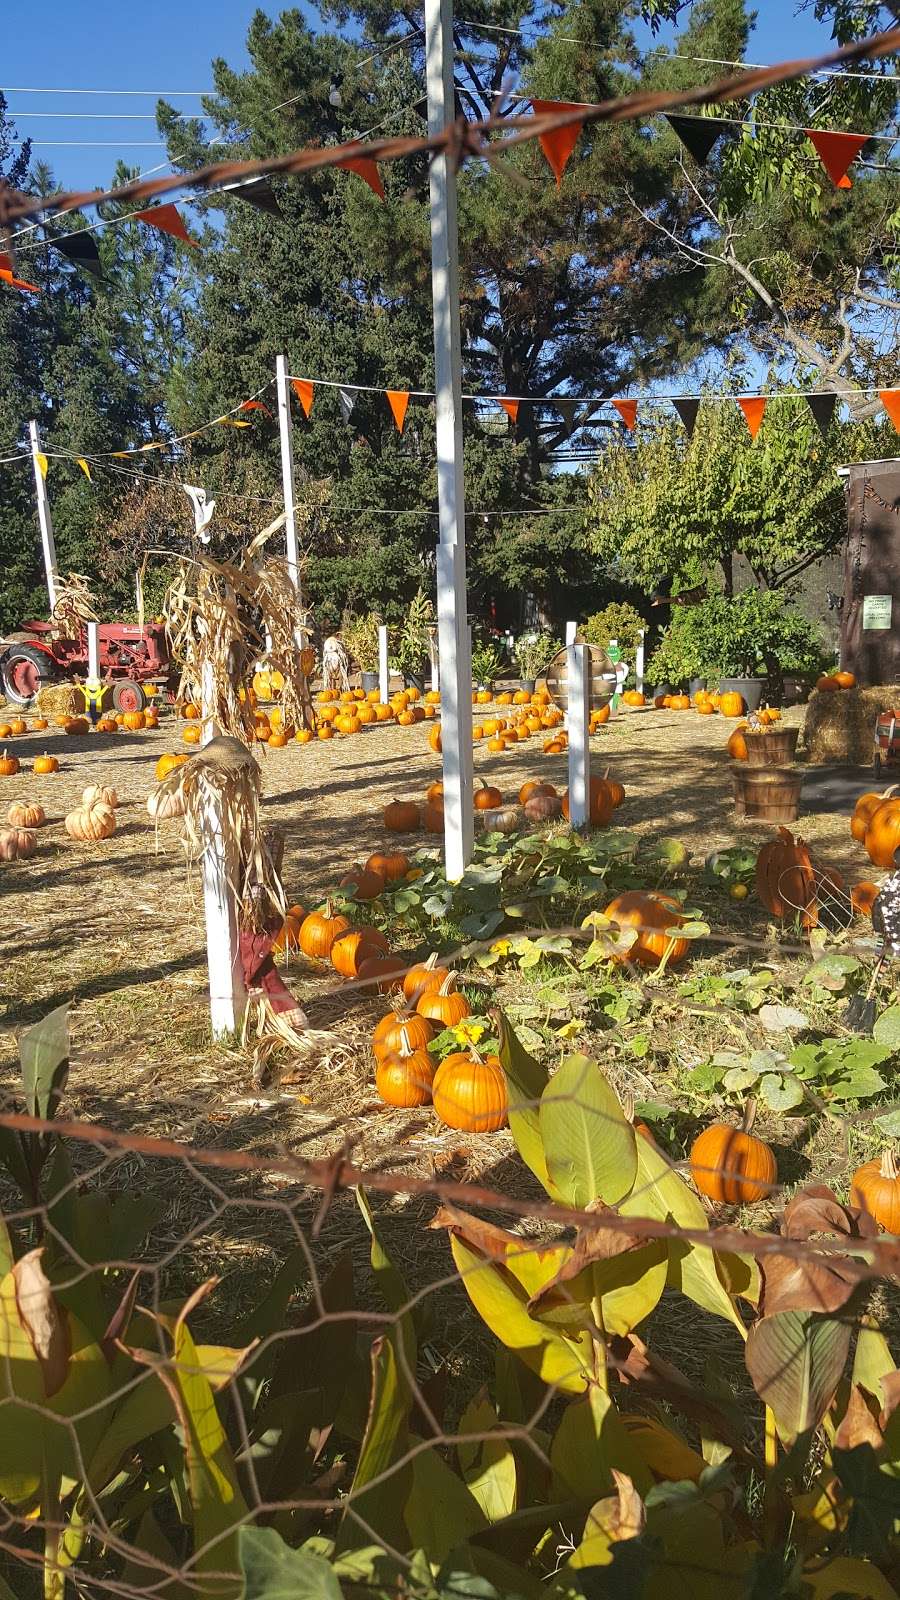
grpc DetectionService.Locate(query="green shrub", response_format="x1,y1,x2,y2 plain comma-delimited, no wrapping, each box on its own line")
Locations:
647,590,826,686
581,600,646,659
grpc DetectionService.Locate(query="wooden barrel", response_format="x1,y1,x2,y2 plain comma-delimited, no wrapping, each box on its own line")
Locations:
732,765,804,822
743,727,800,767
545,642,616,713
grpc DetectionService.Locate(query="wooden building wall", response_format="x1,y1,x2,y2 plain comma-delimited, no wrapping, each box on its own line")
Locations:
841,460,900,685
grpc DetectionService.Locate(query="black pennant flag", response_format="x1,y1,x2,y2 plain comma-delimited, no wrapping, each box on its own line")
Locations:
673,398,700,439
806,393,837,437
49,231,103,278
666,115,726,165
226,178,284,219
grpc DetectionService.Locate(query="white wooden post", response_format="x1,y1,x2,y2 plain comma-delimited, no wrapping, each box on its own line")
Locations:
429,627,440,693
378,624,390,704
565,620,577,646
28,421,59,612
426,0,473,879
198,661,246,1036
636,629,646,695
276,355,300,596
86,622,100,683
567,643,591,830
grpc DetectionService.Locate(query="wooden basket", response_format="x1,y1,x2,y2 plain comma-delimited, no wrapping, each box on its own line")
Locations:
743,727,800,767
732,765,804,822
545,641,616,713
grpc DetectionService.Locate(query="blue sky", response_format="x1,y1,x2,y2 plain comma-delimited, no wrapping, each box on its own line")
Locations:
4,3,832,192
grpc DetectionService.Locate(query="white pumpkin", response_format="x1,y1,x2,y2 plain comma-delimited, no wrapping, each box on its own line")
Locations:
82,784,119,809
146,787,185,821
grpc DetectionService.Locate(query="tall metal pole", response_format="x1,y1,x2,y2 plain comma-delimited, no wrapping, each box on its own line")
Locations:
28,421,59,612
276,355,300,596
426,0,474,880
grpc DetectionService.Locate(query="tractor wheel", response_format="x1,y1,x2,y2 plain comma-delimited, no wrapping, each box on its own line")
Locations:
1,644,57,706
111,679,148,714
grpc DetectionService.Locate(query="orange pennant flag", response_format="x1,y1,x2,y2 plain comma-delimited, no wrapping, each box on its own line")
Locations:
238,399,272,418
0,266,40,293
290,379,314,418
530,99,586,186
879,391,900,431
805,129,868,189
133,202,198,247
499,398,519,425
386,390,410,433
612,398,637,430
738,396,767,438
336,143,386,201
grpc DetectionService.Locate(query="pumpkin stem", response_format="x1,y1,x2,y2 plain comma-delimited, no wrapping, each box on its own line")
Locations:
741,1097,758,1136
424,952,439,972
397,1026,413,1058
880,1148,898,1182
438,973,457,995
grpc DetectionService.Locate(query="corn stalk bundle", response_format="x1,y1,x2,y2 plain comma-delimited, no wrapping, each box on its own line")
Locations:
50,572,98,638
250,545,317,733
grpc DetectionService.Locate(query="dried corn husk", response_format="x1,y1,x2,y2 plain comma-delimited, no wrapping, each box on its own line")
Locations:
50,573,98,637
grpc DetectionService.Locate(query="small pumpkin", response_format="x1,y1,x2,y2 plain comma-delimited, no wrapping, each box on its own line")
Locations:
689,1100,776,1205
719,692,745,718
31,716,48,731
268,730,289,748
339,864,385,901
331,926,390,980
147,787,186,821
375,1027,435,1107
523,790,561,823
426,780,444,805
474,780,502,812
83,784,118,809
384,798,421,833
416,972,471,1027
9,717,27,736
295,727,315,743
755,827,845,927
298,903,351,960
817,674,840,691
7,801,45,829
64,799,116,842
33,753,60,775
182,702,201,719
604,890,689,968
850,1149,900,1231
429,723,442,754
182,724,202,745
478,804,523,835
423,800,445,834
95,718,119,734
0,724,12,739
432,1047,508,1132
272,910,304,955
373,1007,434,1060
156,752,189,782
727,725,749,760
64,717,90,736
833,670,856,689
561,775,616,828
318,725,335,740
357,954,408,994
0,750,21,777
365,850,409,882
0,825,37,861
851,880,879,917
403,952,450,1005
122,710,146,731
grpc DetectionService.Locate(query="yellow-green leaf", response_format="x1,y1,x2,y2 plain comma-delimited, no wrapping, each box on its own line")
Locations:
540,1055,637,1208
449,1234,591,1394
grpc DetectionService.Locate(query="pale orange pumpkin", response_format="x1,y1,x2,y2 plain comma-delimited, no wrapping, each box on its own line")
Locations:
0,825,37,861
82,784,118,809
65,799,116,842
7,801,45,829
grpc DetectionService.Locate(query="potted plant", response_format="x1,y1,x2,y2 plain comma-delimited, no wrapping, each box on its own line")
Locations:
648,592,825,709
393,589,435,693
645,613,704,698
470,639,505,691
512,630,558,693
342,611,382,691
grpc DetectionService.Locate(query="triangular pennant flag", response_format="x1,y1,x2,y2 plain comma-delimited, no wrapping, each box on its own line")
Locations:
879,390,900,432
612,398,637,430
665,115,726,166
554,398,581,434
238,399,272,418
336,144,386,201
386,390,410,433
0,267,39,293
805,129,868,189
499,398,519,425
35,452,48,479
215,416,251,429
738,396,767,438
806,393,837,437
111,451,132,459
76,458,92,482
673,398,700,439
226,177,284,219
132,202,198,247
530,100,586,186
48,231,103,279
290,379,314,418
338,387,358,424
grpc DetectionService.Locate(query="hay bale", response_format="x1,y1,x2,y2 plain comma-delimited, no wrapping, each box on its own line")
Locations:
34,683,77,716
802,683,900,765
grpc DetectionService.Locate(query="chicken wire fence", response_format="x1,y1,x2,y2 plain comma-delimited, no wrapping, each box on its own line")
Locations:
2,991,900,1600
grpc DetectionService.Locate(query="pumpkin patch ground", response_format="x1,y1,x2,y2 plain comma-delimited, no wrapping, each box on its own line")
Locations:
0,699,897,1393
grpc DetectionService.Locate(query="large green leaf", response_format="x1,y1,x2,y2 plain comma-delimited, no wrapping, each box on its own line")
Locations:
166,1315,248,1598
496,1012,552,1193
119,1508,193,1599
745,1310,851,1443
852,1323,896,1411
619,1138,747,1335
240,1527,343,1600
356,1187,416,1371
335,1335,412,1556
801,1554,900,1600
19,1003,69,1120
540,1055,637,1209
404,1435,488,1561
550,1387,653,1501
448,1233,591,1394
529,1243,668,1339
458,1394,518,1523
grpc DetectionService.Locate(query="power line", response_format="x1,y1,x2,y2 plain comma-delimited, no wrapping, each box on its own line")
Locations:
0,86,214,97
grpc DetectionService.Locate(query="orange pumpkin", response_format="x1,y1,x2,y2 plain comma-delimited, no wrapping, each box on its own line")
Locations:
519,779,556,805
561,775,616,828
182,724,202,745
33,753,59,775
65,717,90,736
591,703,611,727
339,864,385,901
604,890,689,969
318,725,335,741
366,850,409,882
720,692,745,718
817,675,840,691
474,780,502,811
727,725,749,761
851,791,884,843
156,752,188,782
432,1049,508,1132
376,1028,435,1107
0,750,20,777
423,800,445,834
356,955,409,994
416,973,470,1026
864,796,900,869
851,1149,900,1231
384,799,421,833
331,927,390,979
690,1100,776,1205
298,903,351,960
373,1007,434,1061
833,670,855,689
295,728,314,744
756,827,845,927
851,881,879,917
31,717,48,731
403,952,450,1006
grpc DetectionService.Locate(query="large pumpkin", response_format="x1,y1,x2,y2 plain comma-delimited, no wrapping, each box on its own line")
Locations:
64,799,116,842
851,791,885,843
850,1149,900,1232
7,801,45,829
331,927,390,979
384,799,420,833
298,903,351,960
727,726,748,761
755,827,845,927
432,1049,508,1132
864,796,900,869
83,784,118,809
603,890,689,969
561,775,616,828
376,1028,435,1107
690,1101,776,1205
720,692,745,718
366,850,409,882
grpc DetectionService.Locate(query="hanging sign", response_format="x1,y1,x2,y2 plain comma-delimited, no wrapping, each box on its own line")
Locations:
863,595,893,631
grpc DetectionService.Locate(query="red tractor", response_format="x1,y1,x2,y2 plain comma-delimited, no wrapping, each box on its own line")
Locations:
0,619,175,712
